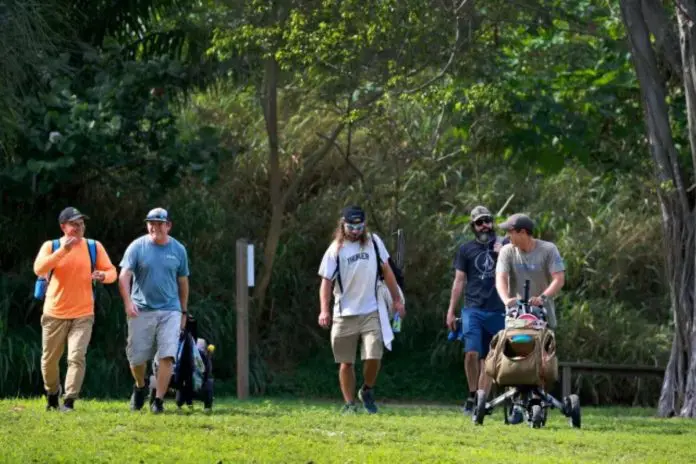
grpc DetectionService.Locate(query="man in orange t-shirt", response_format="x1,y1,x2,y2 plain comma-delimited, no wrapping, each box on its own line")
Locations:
33,207,117,411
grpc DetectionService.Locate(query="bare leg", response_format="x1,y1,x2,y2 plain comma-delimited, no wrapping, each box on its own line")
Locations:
155,357,174,399
478,359,493,395
465,351,480,392
339,363,356,403
130,364,147,388
362,359,381,387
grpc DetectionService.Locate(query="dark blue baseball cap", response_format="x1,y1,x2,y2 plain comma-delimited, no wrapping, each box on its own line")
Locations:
59,207,89,224
342,205,365,224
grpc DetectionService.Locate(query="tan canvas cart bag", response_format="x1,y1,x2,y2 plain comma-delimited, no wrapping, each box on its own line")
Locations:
484,326,558,386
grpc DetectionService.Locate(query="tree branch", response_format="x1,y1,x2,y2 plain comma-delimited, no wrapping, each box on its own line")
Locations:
321,132,365,185
430,104,447,155
675,0,696,24
455,0,473,14
318,131,385,235
280,123,345,207
402,17,460,95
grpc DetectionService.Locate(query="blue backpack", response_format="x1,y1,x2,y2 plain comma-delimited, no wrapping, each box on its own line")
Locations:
34,239,98,300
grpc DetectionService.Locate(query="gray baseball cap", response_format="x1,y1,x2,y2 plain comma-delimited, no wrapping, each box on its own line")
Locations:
470,205,492,223
145,207,170,222
499,213,535,232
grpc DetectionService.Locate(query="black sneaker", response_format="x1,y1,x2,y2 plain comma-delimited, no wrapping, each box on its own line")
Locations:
46,391,60,411
130,385,148,411
358,386,378,414
341,402,358,415
151,397,164,414
60,398,75,412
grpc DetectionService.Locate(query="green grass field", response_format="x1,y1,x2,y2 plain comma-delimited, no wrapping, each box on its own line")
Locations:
0,397,691,463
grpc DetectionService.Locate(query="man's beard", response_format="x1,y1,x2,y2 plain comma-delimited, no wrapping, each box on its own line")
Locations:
345,231,364,241
474,229,494,243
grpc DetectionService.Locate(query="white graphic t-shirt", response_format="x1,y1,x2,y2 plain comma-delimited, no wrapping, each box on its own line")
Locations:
318,234,389,317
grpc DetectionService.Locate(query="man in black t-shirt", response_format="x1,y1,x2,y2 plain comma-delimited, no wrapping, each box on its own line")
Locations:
446,206,506,414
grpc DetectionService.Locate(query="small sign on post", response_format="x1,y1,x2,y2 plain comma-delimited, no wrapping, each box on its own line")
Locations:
247,244,255,287
236,239,249,400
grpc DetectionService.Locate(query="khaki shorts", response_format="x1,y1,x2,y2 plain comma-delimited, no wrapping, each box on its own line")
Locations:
331,311,383,364
126,310,181,366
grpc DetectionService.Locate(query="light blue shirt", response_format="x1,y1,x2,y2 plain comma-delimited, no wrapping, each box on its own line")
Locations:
120,236,189,312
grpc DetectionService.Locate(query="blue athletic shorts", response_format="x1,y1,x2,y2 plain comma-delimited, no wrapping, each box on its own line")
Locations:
461,308,505,358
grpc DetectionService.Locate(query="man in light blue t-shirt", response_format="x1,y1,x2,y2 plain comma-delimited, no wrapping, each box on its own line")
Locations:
118,207,190,414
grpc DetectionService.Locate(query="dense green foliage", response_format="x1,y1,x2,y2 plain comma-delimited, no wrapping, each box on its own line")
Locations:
0,0,671,405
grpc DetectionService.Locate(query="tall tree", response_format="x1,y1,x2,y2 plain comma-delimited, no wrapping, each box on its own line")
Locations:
619,0,696,418
211,0,478,330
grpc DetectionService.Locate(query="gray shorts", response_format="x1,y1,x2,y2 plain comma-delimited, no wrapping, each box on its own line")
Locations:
126,310,181,366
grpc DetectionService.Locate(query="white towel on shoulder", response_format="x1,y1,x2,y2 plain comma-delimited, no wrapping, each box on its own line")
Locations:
376,281,405,351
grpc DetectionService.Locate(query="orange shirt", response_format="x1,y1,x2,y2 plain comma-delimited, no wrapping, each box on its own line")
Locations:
33,237,117,319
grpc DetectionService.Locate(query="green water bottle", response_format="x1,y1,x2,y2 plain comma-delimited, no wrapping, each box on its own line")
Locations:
392,313,401,333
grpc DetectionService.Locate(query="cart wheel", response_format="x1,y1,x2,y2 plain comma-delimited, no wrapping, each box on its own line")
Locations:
176,389,185,408
566,394,581,428
202,379,214,410
530,405,543,428
473,390,487,426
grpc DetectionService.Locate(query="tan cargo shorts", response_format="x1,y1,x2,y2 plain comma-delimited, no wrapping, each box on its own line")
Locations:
331,310,383,364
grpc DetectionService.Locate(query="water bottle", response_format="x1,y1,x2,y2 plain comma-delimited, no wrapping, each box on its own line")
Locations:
447,317,463,342
34,277,48,300
392,312,402,333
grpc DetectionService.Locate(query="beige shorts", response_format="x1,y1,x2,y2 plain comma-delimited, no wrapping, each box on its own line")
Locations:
331,311,383,364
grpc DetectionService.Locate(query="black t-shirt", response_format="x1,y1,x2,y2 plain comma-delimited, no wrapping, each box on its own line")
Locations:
454,238,505,312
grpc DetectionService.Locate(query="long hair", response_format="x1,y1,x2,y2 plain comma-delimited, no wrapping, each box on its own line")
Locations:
332,218,370,248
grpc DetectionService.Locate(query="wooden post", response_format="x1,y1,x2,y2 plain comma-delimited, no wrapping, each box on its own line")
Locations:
562,365,572,398
236,239,249,400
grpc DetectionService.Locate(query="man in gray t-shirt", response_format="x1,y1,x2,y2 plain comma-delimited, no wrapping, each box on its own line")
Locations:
495,213,565,328
118,207,190,414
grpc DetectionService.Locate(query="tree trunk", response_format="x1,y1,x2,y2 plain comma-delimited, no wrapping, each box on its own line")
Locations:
253,56,346,326
677,2,696,177
252,119,345,322
641,0,682,76
676,1,696,418
254,56,282,340
620,0,696,417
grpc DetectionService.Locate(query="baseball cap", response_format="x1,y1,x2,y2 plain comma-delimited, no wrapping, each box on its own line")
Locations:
59,207,89,224
342,205,365,224
470,205,492,223
145,207,170,222
499,213,535,232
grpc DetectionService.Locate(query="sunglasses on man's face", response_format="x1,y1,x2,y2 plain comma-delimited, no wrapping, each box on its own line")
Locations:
474,217,492,226
345,222,365,232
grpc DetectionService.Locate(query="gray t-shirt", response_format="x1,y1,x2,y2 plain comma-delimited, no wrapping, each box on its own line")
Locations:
496,239,565,327
120,235,190,312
